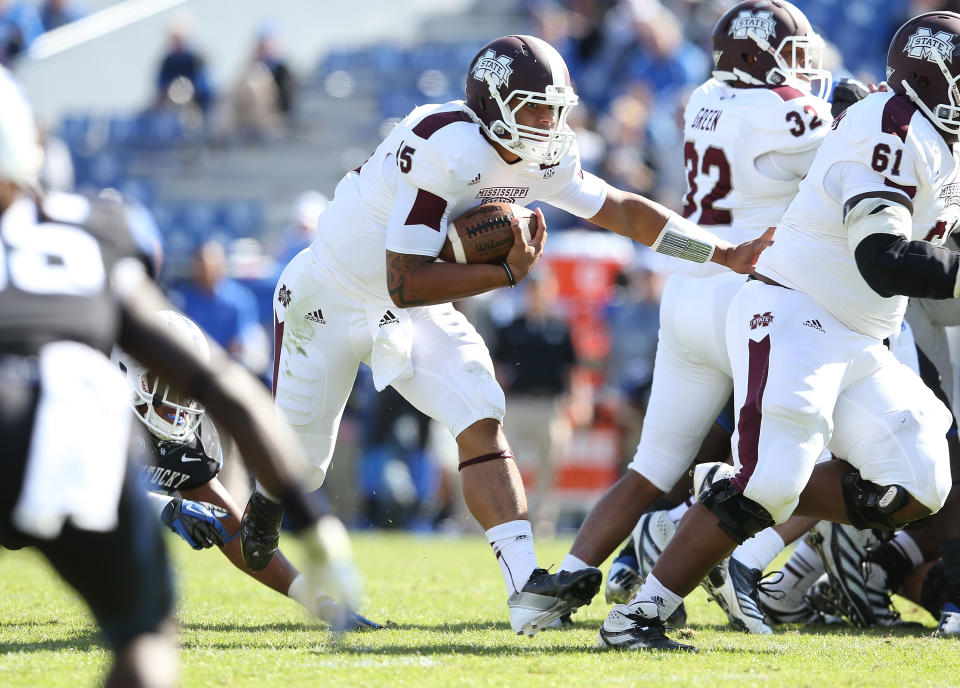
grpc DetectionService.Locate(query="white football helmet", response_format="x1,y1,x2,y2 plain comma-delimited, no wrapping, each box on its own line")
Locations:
112,310,209,441
0,66,42,189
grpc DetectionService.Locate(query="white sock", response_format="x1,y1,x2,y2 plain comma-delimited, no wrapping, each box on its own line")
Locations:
889,531,924,567
559,553,590,572
733,527,785,572
666,500,690,525
486,520,538,595
629,573,683,621
761,540,823,610
286,573,312,609
256,481,281,503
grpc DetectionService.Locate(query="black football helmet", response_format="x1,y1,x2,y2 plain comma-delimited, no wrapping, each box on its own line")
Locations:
887,11,960,138
464,35,579,165
712,0,830,98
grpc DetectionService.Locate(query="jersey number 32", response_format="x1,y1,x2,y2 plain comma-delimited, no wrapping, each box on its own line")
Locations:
681,142,732,226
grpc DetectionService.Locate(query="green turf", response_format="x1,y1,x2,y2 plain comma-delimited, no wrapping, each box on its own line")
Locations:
0,532,955,687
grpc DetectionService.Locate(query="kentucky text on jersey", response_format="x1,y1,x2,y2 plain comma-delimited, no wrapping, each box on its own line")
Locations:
142,464,192,491
691,107,723,132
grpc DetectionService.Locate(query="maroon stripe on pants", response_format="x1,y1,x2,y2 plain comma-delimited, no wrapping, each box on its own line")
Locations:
732,335,771,492
272,312,285,399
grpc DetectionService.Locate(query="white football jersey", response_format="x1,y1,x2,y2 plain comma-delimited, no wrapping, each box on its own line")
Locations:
757,91,960,340
309,101,607,303
681,79,831,247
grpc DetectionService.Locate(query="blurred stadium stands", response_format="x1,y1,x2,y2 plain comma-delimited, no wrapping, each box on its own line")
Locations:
7,0,938,530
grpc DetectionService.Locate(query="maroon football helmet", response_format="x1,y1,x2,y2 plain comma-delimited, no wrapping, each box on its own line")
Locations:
887,11,960,138
712,0,830,98
464,35,578,165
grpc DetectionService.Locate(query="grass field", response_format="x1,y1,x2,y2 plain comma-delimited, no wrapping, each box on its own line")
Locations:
0,532,956,687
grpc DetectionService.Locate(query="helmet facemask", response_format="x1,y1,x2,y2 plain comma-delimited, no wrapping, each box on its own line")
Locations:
132,368,204,442
741,29,832,98
897,45,960,137
773,33,832,99
481,75,579,166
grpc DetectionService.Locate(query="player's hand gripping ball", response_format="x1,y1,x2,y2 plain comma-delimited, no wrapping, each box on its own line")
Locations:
439,202,537,264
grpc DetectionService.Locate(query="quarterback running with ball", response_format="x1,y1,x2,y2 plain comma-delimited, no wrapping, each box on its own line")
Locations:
241,33,774,636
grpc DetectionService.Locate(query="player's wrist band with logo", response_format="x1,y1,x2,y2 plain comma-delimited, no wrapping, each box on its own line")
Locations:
501,262,516,287
651,214,717,263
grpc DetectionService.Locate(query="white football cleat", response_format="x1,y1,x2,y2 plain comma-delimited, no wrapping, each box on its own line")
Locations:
700,556,772,634
508,567,601,637
809,522,877,627
605,559,642,605
597,602,696,651
691,461,737,501
936,606,960,637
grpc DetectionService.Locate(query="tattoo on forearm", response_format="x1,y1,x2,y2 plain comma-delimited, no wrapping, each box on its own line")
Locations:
386,251,432,307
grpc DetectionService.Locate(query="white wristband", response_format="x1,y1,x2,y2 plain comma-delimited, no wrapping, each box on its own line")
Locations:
145,491,175,519
651,214,717,263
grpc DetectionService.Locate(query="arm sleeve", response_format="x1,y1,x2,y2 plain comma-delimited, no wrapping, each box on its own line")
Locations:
542,168,608,218
753,148,820,182
835,151,960,298
854,231,960,299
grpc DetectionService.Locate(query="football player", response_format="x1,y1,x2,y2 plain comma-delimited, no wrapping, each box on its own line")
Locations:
0,67,360,686
241,33,775,636
545,0,834,631
599,11,960,651
114,310,380,630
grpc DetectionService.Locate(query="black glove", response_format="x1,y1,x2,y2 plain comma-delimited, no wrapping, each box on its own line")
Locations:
831,77,870,118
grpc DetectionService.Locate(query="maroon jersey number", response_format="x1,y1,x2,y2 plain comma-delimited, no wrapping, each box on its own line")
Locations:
682,141,732,226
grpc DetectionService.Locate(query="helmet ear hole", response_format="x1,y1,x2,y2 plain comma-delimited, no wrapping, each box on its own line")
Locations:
917,74,930,90
742,53,757,67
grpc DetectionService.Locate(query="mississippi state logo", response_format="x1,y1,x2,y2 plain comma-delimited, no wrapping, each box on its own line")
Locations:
904,27,958,63
277,284,292,308
750,312,774,329
472,50,513,88
729,10,776,42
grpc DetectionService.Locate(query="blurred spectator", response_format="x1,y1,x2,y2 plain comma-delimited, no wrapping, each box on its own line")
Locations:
168,240,268,501
255,23,296,117
168,240,264,366
273,190,328,265
214,23,295,140
40,0,86,32
493,265,587,535
154,12,213,113
0,0,43,63
38,125,75,192
356,386,440,531
603,259,664,466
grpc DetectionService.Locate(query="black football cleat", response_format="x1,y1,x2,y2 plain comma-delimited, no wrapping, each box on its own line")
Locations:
240,491,285,571
508,567,602,636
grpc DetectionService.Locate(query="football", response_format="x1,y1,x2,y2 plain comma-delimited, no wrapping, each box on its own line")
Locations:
439,202,536,264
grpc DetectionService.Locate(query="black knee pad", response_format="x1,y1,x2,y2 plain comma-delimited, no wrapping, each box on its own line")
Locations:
841,470,909,531
697,477,775,544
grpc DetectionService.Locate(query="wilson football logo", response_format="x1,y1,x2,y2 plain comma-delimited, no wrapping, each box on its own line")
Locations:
472,50,514,88
729,10,775,42
904,27,957,63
